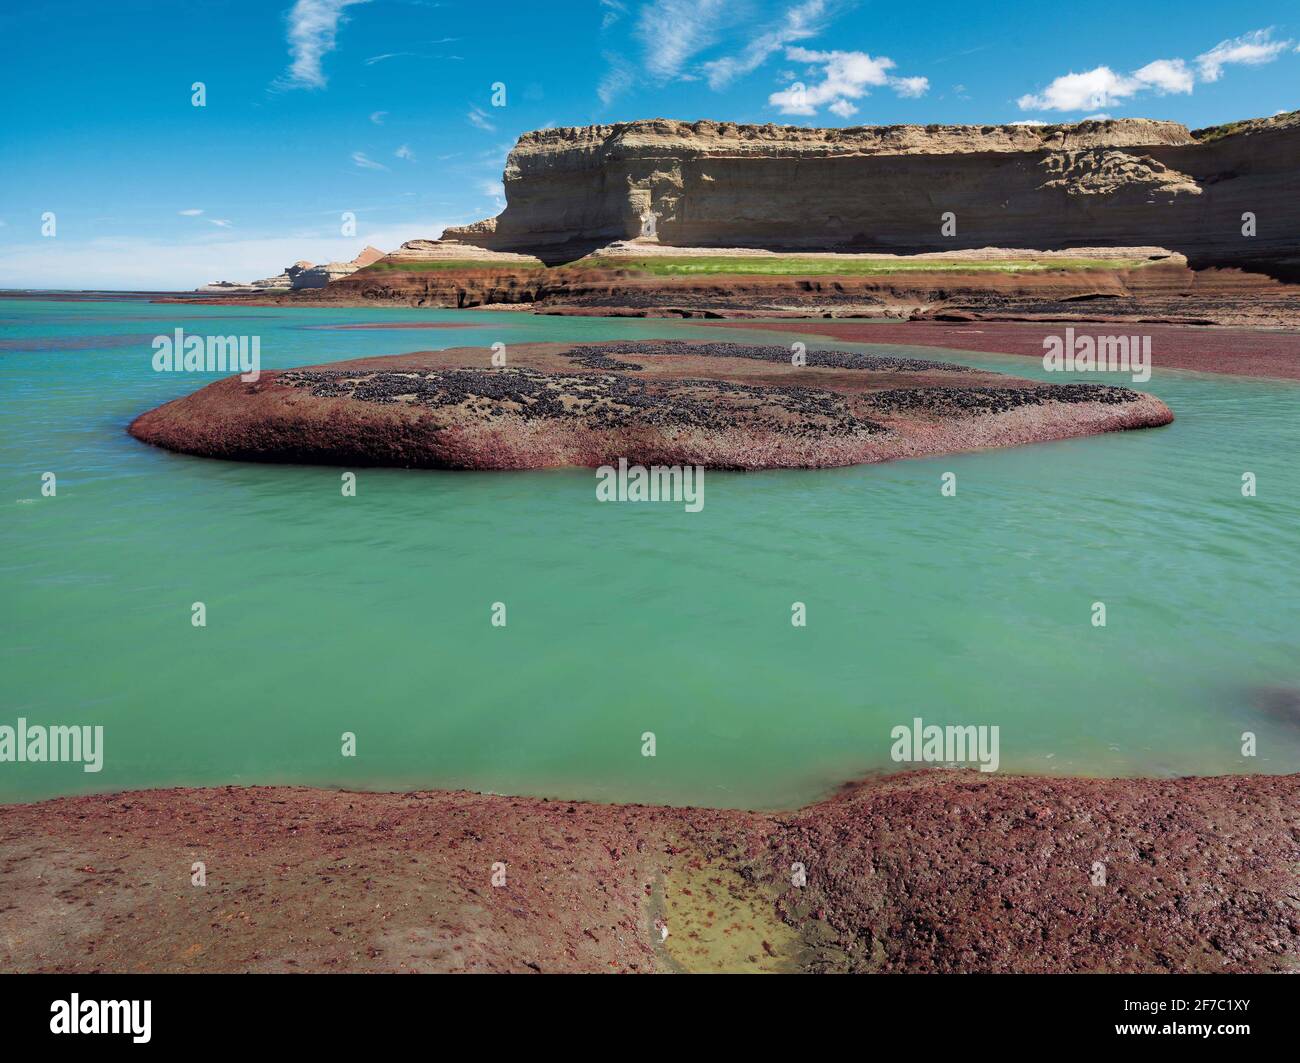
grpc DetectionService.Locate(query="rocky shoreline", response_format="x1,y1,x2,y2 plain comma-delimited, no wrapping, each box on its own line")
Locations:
2,770,1295,973
172,256,1300,330
126,340,1172,470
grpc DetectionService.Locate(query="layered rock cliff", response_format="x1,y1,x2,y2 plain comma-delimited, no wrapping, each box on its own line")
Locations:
442,112,1300,278
198,246,385,293
292,245,386,288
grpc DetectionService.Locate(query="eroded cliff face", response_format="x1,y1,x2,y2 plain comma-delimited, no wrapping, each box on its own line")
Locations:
442,113,1300,278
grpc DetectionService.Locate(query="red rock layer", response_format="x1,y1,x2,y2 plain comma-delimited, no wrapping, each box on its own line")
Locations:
1,771,1295,973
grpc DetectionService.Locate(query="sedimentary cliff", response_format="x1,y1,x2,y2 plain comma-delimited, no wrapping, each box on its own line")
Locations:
292,245,386,288
443,112,1300,278
198,247,385,293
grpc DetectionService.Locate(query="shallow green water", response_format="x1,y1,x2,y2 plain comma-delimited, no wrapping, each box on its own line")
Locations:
2,298,1298,808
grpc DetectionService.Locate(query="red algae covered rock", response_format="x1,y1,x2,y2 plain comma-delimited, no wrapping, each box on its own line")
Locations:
764,771,1300,973
128,340,1172,470
0,771,1294,973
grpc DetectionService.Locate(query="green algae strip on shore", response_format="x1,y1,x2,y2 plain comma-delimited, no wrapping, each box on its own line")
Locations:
359,259,546,272
358,255,1155,276
577,255,1156,276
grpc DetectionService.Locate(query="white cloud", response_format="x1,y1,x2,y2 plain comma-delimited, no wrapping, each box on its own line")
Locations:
1017,59,1196,112
1132,58,1194,94
178,209,204,216
1017,66,1142,112
467,106,496,132
369,110,387,124
279,0,371,90
394,144,414,160
890,75,930,99
351,151,388,171
702,0,827,90
210,219,232,228
769,47,928,116
1009,120,1047,126
1019,29,1292,112
637,0,728,80
1197,28,1292,81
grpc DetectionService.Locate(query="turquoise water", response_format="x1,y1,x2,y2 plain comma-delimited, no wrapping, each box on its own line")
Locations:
2,297,1298,808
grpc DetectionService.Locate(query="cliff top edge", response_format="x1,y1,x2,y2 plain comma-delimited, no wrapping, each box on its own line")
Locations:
509,110,1299,154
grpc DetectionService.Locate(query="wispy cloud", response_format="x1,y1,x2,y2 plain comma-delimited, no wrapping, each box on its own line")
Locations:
395,144,414,160
369,110,387,124
210,219,232,228
769,47,929,116
597,53,635,106
1196,27,1293,81
278,0,371,90
467,106,496,132
702,0,829,89
600,1,851,107
178,209,204,216
600,0,628,31
351,151,388,171
636,0,729,80
479,142,513,169
1018,28,1292,112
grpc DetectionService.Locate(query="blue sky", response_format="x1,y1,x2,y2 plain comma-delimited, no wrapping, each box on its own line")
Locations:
1,0,1296,289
